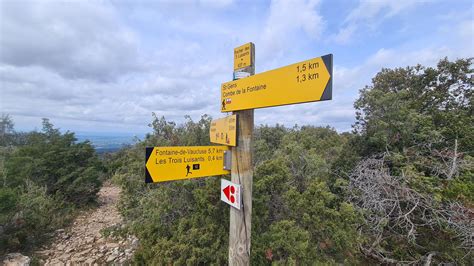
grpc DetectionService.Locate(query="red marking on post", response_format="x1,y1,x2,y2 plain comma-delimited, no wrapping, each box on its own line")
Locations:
223,185,231,200
223,185,236,202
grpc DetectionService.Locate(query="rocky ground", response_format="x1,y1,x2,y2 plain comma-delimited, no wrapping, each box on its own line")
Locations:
34,183,138,265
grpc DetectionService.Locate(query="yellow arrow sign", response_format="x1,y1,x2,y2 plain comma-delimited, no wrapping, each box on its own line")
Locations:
210,115,237,146
145,146,230,183
222,54,332,112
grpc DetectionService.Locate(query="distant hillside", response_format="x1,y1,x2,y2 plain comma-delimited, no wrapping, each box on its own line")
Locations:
75,134,142,153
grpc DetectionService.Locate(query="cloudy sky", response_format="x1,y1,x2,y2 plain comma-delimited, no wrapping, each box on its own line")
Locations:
0,0,472,135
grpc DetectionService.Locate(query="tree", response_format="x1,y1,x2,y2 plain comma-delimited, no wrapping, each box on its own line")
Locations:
0,117,104,254
354,58,473,156
4,119,103,204
349,58,473,263
0,114,15,146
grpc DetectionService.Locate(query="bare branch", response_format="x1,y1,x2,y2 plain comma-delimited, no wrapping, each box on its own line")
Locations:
348,154,473,262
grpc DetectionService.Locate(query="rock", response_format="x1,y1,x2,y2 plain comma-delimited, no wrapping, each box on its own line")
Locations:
35,249,52,256
77,248,92,257
131,238,139,248
112,248,120,256
106,242,119,249
55,229,65,234
106,254,117,263
58,253,70,261
70,256,85,263
49,259,62,265
84,258,95,265
65,247,75,253
2,253,31,266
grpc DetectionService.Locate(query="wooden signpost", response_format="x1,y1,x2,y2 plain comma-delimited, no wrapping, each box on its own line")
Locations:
224,44,332,265
227,42,255,265
145,41,332,265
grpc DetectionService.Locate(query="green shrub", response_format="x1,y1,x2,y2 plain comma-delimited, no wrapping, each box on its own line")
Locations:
0,182,74,253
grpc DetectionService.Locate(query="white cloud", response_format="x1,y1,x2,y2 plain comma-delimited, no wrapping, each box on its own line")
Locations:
0,0,472,135
0,0,143,82
255,30,473,133
332,0,424,44
346,0,419,22
259,0,325,60
0,62,221,133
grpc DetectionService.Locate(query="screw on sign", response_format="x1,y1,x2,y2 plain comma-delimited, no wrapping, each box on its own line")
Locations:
220,179,241,210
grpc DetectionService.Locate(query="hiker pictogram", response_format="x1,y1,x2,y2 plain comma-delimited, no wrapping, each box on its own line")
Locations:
186,164,192,176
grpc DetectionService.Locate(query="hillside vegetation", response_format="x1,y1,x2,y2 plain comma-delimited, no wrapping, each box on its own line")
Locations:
107,58,473,264
0,118,104,254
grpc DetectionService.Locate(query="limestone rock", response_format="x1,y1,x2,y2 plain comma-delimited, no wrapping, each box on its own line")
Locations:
3,253,31,266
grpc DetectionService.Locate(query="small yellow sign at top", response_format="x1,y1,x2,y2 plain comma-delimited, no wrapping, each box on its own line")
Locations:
234,42,254,70
210,115,237,146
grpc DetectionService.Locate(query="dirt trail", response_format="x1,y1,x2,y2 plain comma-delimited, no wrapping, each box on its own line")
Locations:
36,183,138,265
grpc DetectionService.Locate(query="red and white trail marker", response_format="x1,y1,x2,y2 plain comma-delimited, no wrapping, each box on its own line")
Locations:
221,179,241,210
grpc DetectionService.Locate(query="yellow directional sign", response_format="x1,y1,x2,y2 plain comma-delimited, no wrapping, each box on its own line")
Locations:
210,115,237,146
145,146,230,183
222,54,332,112
234,42,254,70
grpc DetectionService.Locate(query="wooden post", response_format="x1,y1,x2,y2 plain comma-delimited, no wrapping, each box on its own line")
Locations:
229,43,255,265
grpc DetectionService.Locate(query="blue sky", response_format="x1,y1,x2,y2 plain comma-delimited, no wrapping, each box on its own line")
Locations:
0,0,472,135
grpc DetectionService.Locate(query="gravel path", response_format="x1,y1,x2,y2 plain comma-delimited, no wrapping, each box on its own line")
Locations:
36,183,138,265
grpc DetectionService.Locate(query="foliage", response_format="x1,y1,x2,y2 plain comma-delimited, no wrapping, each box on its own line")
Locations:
354,58,473,157
107,57,472,264
3,119,103,205
109,115,362,264
348,58,473,263
0,182,74,252
0,118,103,254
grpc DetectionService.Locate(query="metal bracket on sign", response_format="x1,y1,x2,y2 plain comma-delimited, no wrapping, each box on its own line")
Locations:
223,150,232,170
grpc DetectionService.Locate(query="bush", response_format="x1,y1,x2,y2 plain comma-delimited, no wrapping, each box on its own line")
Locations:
110,115,363,264
0,182,74,253
0,118,104,254
3,119,103,205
